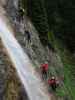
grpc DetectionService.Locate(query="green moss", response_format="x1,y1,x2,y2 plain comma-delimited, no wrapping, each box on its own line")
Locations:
48,31,75,99
56,88,65,97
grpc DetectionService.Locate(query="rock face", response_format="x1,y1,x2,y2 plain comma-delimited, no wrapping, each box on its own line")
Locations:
6,0,64,80
5,0,50,65
5,0,64,76
0,41,7,100
0,0,65,99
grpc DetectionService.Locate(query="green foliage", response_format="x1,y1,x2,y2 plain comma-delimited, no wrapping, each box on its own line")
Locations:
19,1,75,98
56,88,66,97
19,0,27,9
48,32,75,99
54,40,75,100
27,0,49,45
26,0,75,52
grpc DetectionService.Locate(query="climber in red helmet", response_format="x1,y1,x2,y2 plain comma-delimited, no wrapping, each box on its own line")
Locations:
48,76,59,91
41,62,48,79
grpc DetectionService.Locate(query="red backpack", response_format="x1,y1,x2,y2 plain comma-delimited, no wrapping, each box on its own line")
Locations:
48,79,56,85
41,64,48,71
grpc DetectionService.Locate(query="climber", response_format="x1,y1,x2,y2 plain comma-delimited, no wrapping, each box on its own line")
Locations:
25,30,31,43
48,76,59,91
41,62,48,79
18,7,25,21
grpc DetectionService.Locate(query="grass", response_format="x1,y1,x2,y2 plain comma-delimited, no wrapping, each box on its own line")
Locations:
63,61,75,99
48,31,75,99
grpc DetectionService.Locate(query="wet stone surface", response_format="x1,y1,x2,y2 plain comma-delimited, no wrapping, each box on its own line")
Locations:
0,40,28,100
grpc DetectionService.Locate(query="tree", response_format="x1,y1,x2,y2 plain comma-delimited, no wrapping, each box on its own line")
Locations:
27,0,49,45
21,0,75,52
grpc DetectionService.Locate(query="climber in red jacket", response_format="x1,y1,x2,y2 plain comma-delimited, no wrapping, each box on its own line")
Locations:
48,76,58,91
41,62,48,79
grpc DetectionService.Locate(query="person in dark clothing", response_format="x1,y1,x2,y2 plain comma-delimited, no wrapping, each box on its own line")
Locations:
18,7,25,21
48,76,58,91
25,30,31,43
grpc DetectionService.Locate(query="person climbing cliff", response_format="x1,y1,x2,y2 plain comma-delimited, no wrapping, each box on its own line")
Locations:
18,7,25,21
25,30,31,43
48,76,59,91
40,62,48,79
